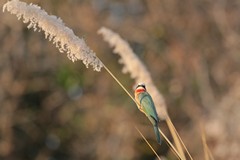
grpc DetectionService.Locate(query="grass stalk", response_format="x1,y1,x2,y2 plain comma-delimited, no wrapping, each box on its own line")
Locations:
102,64,136,103
135,126,161,160
159,127,182,160
200,124,214,160
166,117,186,160
166,117,194,160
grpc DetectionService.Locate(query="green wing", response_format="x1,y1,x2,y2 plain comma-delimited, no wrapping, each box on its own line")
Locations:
139,92,159,124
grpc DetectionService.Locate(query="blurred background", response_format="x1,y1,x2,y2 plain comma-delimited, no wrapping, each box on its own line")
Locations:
1,0,240,159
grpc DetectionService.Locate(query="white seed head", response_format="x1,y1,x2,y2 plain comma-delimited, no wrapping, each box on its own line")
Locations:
3,0,103,71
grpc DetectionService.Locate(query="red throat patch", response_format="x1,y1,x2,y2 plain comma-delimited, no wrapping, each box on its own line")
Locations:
135,88,146,93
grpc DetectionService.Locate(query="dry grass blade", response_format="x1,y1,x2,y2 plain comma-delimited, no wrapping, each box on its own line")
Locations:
166,117,186,160
202,133,209,160
167,117,194,160
207,147,215,160
135,126,161,160
200,124,215,160
102,64,136,103
159,127,182,160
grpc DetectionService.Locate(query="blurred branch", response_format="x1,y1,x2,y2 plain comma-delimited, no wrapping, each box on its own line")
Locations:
193,54,216,109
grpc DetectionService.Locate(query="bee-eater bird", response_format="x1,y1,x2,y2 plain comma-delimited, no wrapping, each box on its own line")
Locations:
134,83,161,144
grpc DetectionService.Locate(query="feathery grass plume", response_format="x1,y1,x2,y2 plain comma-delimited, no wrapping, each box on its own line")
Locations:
98,27,168,120
3,0,103,71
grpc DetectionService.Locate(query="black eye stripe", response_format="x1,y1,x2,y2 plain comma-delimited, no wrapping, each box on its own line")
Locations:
136,84,146,89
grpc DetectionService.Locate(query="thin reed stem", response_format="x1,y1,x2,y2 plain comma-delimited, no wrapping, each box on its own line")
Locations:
166,117,186,160
207,147,215,160
135,126,161,160
166,117,194,160
159,128,182,160
103,64,136,103
200,123,214,160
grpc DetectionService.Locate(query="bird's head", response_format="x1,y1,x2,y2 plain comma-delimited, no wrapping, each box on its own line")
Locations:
135,83,146,93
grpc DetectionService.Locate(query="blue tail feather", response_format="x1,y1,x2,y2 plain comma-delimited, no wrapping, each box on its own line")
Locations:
153,125,161,145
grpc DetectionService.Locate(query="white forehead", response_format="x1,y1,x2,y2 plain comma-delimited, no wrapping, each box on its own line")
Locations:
137,83,145,86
